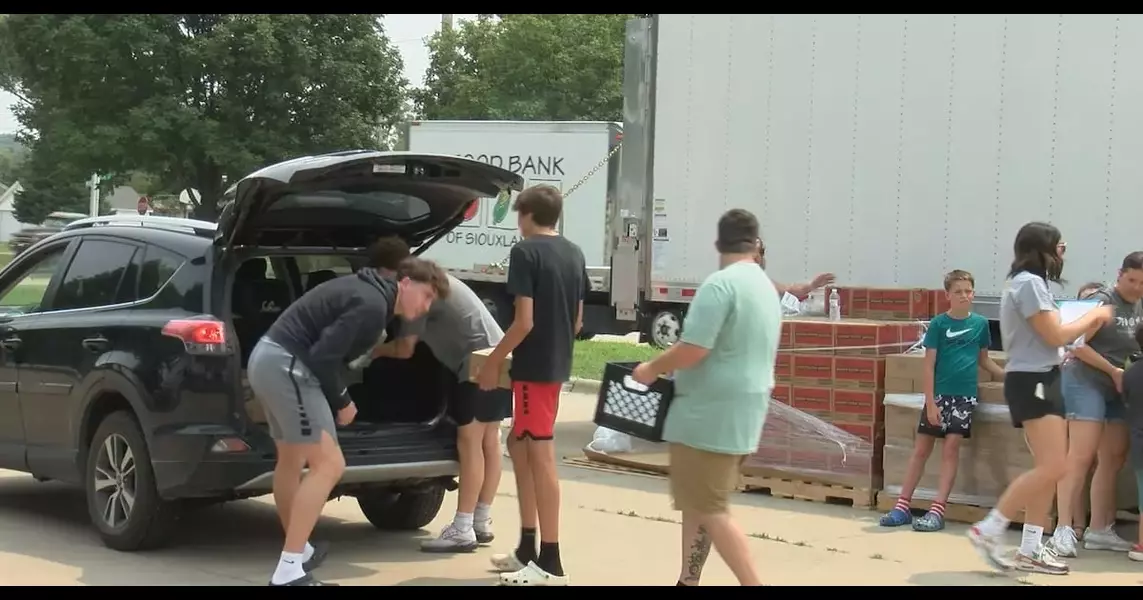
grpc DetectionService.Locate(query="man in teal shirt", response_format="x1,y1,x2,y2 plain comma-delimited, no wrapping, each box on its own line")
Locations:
632,208,781,587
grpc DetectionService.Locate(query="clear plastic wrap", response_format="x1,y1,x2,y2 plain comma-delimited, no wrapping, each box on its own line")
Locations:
744,399,876,488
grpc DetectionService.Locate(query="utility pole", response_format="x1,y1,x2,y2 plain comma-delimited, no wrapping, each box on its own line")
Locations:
442,14,454,30
87,173,100,217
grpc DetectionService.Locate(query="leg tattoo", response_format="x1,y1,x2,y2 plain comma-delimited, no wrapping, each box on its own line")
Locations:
683,525,712,585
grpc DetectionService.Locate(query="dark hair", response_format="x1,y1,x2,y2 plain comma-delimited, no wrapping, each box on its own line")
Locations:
1077,281,1103,299
367,236,410,271
396,257,450,300
716,209,760,254
943,269,974,291
1008,221,1064,282
1122,251,1143,272
512,185,562,228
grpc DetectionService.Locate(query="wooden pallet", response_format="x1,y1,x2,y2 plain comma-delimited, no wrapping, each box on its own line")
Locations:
874,494,1056,529
563,456,667,479
741,474,874,509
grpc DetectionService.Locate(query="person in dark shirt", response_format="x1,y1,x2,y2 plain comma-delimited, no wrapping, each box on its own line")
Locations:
248,247,449,586
1121,324,1143,560
478,185,586,586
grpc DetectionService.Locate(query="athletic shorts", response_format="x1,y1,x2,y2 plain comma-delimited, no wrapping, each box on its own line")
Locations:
450,380,513,426
510,381,562,440
916,395,978,439
247,337,337,445
668,443,745,515
1005,368,1065,428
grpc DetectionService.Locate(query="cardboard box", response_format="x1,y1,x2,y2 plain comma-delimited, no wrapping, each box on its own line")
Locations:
978,381,1005,404
785,318,925,356
928,289,952,317
790,385,832,416
832,388,884,423
467,348,513,389
779,322,794,350
885,376,915,393
791,321,835,354
775,352,792,383
771,384,791,405
832,356,886,390
866,288,930,320
792,354,834,385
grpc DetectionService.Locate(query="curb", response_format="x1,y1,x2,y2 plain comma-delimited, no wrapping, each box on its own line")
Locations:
566,377,602,395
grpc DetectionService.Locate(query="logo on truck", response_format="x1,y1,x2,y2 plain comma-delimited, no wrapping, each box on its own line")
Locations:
492,189,512,225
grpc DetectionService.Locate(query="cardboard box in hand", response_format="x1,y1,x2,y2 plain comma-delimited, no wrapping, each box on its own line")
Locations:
468,348,513,390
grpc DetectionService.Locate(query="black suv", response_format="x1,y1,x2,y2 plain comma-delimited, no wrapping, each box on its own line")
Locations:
0,151,522,551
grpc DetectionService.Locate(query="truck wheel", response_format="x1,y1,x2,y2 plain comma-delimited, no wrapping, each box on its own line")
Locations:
85,411,182,551
356,484,446,531
647,308,683,349
476,289,514,331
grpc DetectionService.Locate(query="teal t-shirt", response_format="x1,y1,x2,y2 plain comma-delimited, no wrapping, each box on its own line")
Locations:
662,261,782,456
923,312,991,397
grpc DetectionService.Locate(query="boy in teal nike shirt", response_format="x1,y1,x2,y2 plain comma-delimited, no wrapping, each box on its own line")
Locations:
880,270,1006,532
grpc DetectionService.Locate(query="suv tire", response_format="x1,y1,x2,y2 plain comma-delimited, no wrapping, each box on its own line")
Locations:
356,484,446,531
85,411,182,551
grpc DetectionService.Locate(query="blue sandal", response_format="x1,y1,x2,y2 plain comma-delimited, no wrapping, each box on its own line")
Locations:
879,507,912,527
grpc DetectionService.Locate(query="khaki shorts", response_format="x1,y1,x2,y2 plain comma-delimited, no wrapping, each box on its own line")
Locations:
668,443,745,515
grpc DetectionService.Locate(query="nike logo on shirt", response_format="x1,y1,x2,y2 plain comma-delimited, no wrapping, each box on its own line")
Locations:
946,329,971,339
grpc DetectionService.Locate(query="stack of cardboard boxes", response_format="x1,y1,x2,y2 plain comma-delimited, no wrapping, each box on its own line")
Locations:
745,304,928,492
883,352,1140,513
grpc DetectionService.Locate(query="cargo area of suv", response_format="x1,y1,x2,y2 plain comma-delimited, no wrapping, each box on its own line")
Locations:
0,151,523,552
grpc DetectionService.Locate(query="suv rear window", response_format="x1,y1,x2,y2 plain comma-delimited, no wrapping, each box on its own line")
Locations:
273,191,431,222
138,245,185,299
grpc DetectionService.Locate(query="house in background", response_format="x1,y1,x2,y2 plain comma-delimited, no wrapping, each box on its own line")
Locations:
0,181,31,242
104,185,146,214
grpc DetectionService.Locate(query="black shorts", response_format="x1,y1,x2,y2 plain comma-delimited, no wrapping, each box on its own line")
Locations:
449,380,513,426
1005,368,1065,428
917,395,978,439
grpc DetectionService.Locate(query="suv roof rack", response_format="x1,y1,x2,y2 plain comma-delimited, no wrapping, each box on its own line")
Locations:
64,214,218,238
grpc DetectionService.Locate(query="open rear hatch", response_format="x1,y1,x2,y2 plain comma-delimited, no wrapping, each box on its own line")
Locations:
217,151,525,251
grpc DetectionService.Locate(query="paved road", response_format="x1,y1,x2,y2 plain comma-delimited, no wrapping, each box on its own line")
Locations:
0,393,1140,585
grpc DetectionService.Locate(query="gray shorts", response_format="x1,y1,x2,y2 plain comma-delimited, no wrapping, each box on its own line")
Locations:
248,337,337,445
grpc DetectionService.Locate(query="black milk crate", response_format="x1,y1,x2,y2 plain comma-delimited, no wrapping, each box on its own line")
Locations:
593,362,675,443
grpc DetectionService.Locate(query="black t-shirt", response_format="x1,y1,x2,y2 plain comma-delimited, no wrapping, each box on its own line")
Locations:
506,235,588,383
1123,354,1143,468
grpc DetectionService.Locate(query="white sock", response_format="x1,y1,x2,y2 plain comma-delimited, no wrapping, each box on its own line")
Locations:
271,551,306,585
978,509,1010,536
454,512,474,531
301,541,314,563
1019,524,1044,556
474,502,492,523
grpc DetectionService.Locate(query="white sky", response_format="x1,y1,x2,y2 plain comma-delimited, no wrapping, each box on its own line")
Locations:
0,14,477,135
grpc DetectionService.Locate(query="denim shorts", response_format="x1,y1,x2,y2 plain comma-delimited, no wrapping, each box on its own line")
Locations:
1060,367,1126,422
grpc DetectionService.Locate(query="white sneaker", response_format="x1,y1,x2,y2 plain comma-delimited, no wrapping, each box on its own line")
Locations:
499,561,570,587
420,523,478,553
1046,525,1079,558
474,517,494,544
1014,544,1069,575
1083,525,1133,552
1128,544,1143,562
967,525,1013,573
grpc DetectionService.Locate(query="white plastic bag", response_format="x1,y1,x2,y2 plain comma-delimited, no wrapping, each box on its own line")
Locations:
586,426,634,454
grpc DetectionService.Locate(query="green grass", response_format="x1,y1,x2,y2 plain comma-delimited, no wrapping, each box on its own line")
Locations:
572,339,660,381
0,281,47,311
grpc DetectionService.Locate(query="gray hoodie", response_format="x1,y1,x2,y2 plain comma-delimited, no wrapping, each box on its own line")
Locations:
266,268,396,411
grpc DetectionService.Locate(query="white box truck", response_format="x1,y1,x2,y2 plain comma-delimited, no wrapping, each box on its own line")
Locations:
611,14,1143,347
406,120,622,336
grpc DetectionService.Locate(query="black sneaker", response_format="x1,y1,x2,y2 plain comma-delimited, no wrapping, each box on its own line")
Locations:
303,542,330,572
269,573,338,586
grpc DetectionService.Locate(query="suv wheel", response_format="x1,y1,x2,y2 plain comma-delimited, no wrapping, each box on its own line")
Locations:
85,411,181,551
356,484,446,531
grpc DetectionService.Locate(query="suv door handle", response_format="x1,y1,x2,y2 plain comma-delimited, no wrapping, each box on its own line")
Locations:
1,336,20,351
81,336,109,353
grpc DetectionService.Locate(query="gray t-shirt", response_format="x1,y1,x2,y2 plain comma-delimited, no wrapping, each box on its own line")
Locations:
1000,271,1062,373
397,274,504,377
1067,287,1143,383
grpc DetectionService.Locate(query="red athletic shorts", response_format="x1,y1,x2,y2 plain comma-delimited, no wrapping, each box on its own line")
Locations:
511,381,562,440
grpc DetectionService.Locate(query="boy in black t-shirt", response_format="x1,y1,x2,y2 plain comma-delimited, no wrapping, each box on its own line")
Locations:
477,185,587,586
1122,324,1143,561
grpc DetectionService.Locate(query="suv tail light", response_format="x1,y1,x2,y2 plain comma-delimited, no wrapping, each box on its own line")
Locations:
162,319,229,355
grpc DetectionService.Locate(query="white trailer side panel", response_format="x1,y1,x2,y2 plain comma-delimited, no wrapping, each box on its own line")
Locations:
408,120,616,271
649,14,1143,299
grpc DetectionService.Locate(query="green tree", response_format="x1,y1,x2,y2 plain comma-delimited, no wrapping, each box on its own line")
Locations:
10,144,95,224
0,14,407,220
414,14,634,122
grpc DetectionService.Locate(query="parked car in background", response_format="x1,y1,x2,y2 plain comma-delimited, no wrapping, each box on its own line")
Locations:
8,211,88,256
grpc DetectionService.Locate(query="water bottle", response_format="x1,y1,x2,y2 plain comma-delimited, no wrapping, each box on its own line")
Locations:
828,288,841,322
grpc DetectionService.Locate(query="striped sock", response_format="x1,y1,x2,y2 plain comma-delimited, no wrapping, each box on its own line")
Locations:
893,497,911,512
930,501,946,517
